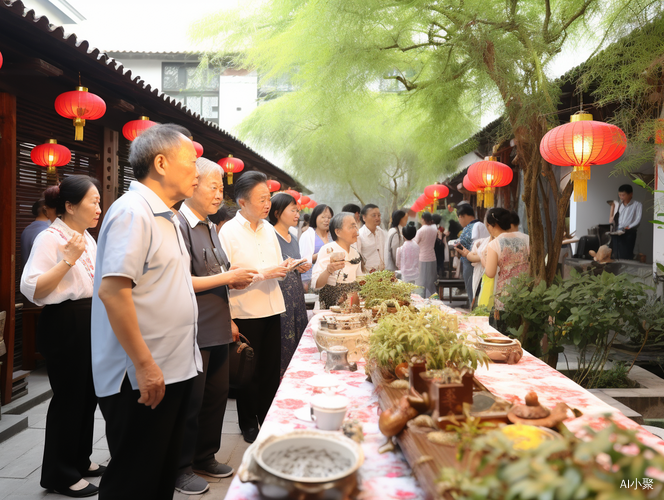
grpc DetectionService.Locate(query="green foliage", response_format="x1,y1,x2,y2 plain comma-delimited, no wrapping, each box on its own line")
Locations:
594,362,634,389
501,270,653,388
358,270,418,308
468,305,491,317
576,13,664,175
438,420,664,499
368,306,488,372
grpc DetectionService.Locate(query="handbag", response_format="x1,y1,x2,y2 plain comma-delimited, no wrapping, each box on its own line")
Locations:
229,333,255,389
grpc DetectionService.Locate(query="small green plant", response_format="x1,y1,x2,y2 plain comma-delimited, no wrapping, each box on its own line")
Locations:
358,270,419,308
445,404,498,461
438,420,664,499
368,306,489,373
468,305,491,317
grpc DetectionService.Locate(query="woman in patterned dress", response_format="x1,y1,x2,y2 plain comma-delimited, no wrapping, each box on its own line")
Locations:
484,207,530,333
268,193,312,376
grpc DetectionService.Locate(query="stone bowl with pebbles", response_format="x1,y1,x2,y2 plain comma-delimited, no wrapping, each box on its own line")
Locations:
253,430,364,484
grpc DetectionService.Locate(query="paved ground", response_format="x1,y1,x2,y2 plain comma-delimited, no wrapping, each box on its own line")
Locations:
0,371,249,500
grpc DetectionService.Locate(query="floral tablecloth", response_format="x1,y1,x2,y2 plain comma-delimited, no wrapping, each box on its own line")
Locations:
224,300,664,500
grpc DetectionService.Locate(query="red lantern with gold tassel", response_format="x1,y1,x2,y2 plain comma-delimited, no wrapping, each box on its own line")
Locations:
266,180,281,192
540,112,627,202
424,184,449,212
55,86,106,141
467,158,513,207
31,139,71,174
463,174,485,207
218,155,244,184
122,116,157,141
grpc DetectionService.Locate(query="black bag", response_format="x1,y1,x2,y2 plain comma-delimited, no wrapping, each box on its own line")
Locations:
229,334,255,390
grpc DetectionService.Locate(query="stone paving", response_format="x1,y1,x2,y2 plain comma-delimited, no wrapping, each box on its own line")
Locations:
0,369,249,500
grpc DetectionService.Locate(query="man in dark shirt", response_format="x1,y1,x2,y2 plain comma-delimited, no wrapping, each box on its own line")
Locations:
175,157,256,495
20,199,54,266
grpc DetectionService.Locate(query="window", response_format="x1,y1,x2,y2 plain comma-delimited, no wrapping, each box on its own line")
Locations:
162,63,220,124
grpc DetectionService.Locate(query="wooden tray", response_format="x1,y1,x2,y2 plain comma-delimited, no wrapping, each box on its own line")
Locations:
371,368,511,500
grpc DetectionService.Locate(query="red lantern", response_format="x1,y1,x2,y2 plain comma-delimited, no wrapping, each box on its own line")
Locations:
122,116,157,141
218,155,244,184
424,184,449,211
267,180,281,192
412,194,433,213
192,141,204,158
300,195,311,206
0,51,3,70
31,139,71,174
55,86,106,141
285,189,301,201
540,112,627,202
468,158,513,207
307,200,317,209
463,174,484,206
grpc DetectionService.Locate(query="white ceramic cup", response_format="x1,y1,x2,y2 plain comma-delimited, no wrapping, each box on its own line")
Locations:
310,394,349,431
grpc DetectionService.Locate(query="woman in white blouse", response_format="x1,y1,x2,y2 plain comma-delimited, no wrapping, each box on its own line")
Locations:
20,175,103,498
311,212,364,309
218,171,290,444
298,204,333,291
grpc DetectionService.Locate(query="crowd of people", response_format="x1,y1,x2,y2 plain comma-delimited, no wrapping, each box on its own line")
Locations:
17,123,531,500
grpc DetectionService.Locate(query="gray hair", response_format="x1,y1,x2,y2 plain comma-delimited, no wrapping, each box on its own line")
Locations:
129,124,190,180
196,157,222,182
330,212,355,241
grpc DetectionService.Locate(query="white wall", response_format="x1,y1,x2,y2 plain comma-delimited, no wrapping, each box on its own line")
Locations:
218,74,258,134
110,58,163,91
570,161,654,262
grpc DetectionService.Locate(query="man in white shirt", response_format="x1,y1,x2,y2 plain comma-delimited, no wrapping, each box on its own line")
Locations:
355,204,386,272
92,124,202,500
611,184,642,260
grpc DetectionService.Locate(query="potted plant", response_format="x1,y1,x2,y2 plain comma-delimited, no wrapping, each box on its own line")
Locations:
358,270,419,312
368,306,489,377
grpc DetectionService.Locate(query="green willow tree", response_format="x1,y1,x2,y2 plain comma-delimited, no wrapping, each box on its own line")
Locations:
192,0,662,284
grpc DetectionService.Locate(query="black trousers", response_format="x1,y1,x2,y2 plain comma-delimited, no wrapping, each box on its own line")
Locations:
178,344,230,474
37,298,97,490
98,376,193,500
611,229,638,260
233,315,281,432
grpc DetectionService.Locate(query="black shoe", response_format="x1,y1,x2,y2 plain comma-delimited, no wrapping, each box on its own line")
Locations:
83,465,107,477
242,427,259,443
52,483,99,498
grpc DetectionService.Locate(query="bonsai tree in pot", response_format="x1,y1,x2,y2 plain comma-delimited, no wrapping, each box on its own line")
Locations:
359,270,419,310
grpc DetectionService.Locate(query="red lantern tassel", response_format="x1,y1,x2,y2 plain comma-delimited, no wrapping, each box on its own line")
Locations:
227,172,233,184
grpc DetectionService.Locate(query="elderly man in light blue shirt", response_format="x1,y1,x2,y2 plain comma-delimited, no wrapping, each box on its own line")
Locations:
91,124,201,500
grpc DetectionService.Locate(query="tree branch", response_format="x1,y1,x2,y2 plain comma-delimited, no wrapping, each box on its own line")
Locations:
543,0,552,41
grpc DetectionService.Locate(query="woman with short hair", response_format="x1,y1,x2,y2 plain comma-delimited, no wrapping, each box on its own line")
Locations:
269,193,311,375
311,212,364,309
218,171,290,444
21,175,103,497
299,204,333,290
385,210,408,271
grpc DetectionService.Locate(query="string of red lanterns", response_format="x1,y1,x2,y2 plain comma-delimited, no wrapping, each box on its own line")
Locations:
424,183,449,212
122,116,157,141
55,86,106,141
30,139,71,174
218,155,244,184
540,111,627,202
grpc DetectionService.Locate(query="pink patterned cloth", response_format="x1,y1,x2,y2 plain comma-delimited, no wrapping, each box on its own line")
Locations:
224,300,664,500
